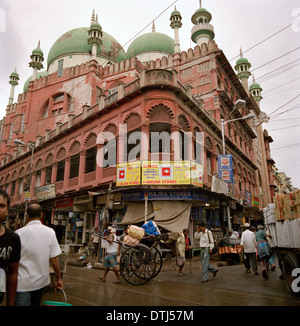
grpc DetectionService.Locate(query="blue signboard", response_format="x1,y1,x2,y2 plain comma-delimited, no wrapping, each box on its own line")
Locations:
218,154,234,183
121,190,209,201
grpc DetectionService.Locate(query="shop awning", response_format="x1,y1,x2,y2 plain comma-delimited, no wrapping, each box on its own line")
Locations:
121,201,192,233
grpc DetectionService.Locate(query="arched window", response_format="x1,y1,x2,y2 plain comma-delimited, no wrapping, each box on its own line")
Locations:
123,113,141,162
56,148,66,182
69,141,81,179
40,92,74,118
148,104,173,161
85,133,97,173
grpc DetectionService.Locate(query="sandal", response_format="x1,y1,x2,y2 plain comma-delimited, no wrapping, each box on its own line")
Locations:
99,278,106,282
113,281,121,284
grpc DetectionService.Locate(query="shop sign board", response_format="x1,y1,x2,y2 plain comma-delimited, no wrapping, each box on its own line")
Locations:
116,161,141,186
252,194,260,208
121,190,209,201
191,162,204,187
142,161,190,185
217,154,233,183
211,175,228,195
34,184,56,202
56,197,73,208
244,191,252,206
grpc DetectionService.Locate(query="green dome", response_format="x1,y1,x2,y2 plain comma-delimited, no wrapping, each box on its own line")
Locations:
23,71,48,92
249,82,262,90
126,32,174,58
10,71,19,78
90,21,102,30
47,27,126,67
236,57,250,65
191,8,212,24
32,47,44,57
171,9,182,17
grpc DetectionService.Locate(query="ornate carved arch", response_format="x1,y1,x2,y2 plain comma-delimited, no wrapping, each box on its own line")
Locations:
103,123,118,136
147,104,174,122
45,153,54,166
84,133,97,148
56,147,66,160
178,114,190,132
123,113,141,130
69,140,81,155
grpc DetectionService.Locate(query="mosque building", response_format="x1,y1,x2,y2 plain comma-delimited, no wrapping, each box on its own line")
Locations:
0,2,273,248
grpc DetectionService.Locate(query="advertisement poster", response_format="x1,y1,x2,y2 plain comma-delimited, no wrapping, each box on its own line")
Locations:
116,161,141,186
218,154,233,183
244,190,252,206
142,161,190,185
191,162,204,187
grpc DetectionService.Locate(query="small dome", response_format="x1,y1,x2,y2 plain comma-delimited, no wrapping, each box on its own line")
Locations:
191,8,212,24
126,32,174,59
32,47,44,57
10,71,19,78
170,9,182,18
90,21,102,31
249,82,262,91
236,57,250,65
23,71,48,92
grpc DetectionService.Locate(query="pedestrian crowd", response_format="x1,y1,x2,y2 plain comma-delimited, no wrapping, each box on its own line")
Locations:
0,187,284,306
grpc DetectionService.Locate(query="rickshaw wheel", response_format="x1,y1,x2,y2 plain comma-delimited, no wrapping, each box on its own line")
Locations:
120,243,156,286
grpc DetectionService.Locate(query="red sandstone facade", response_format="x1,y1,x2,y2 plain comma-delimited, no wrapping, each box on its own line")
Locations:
0,38,269,245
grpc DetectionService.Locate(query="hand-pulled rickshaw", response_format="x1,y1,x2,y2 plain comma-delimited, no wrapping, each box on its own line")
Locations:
99,222,176,286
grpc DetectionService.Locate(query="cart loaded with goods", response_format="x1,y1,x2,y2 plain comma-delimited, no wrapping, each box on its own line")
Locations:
263,190,300,295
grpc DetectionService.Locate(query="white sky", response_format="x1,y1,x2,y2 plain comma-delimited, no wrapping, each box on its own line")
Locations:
0,0,299,189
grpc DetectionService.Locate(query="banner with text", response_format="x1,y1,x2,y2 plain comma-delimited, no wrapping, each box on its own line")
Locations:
142,161,190,185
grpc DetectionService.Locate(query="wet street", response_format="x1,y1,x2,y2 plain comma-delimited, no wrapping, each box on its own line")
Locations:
42,260,300,307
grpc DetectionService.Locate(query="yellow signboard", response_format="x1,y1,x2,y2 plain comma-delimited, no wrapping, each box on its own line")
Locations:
191,162,204,187
116,161,141,186
142,161,190,185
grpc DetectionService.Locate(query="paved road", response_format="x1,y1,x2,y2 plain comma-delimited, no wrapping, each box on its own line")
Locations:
42,262,300,307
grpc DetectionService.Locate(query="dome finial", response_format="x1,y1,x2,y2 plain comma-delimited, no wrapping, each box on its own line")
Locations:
240,47,243,57
91,9,95,22
199,0,202,8
152,21,156,33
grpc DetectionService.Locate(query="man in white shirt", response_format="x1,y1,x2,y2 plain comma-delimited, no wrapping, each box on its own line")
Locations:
15,203,63,306
195,222,218,282
240,223,258,275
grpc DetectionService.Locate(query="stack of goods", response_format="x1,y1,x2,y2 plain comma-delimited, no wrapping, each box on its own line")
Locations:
263,190,300,249
141,220,160,236
123,225,145,245
274,190,300,221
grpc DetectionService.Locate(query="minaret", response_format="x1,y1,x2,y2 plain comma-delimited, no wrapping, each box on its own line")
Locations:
249,75,263,106
29,41,44,80
170,6,182,53
8,69,19,105
191,0,215,47
234,48,252,94
88,10,103,58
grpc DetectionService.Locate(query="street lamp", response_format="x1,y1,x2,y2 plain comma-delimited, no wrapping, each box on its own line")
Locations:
220,110,255,232
226,99,247,119
221,112,255,155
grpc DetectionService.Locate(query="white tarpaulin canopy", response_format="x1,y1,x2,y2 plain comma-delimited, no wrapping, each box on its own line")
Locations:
121,201,192,233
